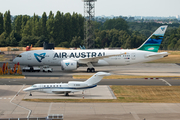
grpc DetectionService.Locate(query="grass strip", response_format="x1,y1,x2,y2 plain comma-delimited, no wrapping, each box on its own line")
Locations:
0,75,24,79
22,86,180,103
73,75,180,79
0,55,8,61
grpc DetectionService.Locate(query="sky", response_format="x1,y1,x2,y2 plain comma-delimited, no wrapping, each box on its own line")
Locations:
0,0,180,17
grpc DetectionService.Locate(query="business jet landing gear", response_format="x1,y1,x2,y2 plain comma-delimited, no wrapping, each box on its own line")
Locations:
87,68,95,72
65,93,69,96
29,92,32,96
87,63,95,73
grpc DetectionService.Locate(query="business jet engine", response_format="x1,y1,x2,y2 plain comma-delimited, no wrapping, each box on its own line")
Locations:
68,81,88,88
61,60,79,71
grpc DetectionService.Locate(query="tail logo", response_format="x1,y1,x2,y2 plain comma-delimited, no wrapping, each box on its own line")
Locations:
161,27,165,31
34,53,46,62
148,47,154,50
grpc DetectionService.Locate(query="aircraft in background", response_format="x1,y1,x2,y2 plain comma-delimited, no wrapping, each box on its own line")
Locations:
13,26,168,72
23,72,110,96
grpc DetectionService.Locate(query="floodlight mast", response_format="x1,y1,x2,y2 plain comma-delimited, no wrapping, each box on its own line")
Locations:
82,0,97,49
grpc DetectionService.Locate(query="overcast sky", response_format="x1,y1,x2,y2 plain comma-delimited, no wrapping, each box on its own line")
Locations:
0,0,180,17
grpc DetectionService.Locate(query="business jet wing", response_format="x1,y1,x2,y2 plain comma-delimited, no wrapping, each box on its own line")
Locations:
78,52,126,63
52,91,71,94
145,52,169,58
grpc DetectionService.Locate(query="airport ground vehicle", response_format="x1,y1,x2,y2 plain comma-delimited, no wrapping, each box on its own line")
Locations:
22,66,40,72
42,66,53,72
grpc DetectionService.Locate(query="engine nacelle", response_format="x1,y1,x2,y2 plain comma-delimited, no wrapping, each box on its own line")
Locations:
68,81,88,88
61,60,78,71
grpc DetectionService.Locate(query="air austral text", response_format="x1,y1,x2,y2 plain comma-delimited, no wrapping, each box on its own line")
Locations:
53,52,106,58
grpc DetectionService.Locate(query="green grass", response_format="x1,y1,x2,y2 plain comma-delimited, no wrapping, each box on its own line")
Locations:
0,55,8,61
73,75,180,79
149,51,180,63
23,86,180,103
0,74,24,78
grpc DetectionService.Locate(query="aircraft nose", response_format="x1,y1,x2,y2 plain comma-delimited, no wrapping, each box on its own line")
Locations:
23,87,31,92
13,58,17,64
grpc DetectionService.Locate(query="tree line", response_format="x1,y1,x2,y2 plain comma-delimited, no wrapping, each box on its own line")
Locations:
0,10,84,47
0,10,180,50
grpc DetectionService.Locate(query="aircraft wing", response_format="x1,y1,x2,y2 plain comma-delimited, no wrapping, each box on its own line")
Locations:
78,52,126,63
52,90,82,94
145,52,169,58
52,91,71,94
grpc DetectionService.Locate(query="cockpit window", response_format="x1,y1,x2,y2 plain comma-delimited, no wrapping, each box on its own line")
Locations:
17,55,22,57
32,85,37,87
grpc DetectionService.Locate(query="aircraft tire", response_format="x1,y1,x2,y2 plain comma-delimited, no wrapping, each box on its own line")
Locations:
91,68,95,72
87,68,91,72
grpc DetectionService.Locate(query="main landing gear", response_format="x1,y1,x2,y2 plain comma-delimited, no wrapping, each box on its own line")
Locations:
65,93,69,96
87,68,95,73
86,62,95,73
29,92,32,96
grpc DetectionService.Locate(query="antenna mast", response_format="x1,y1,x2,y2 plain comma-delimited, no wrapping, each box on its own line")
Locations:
82,0,97,49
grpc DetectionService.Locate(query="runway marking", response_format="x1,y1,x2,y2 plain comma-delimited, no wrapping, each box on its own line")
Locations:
0,98,11,100
159,79,172,86
10,85,32,118
130,112,140,120
48,102,53,115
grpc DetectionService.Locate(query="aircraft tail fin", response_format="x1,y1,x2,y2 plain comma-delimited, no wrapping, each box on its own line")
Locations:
137,25,168,52
84,72,111,86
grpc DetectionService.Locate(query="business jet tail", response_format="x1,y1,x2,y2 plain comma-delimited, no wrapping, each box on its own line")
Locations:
137,25,168,52
84,72,111,86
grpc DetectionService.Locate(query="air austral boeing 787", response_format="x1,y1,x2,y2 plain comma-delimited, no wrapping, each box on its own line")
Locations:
13,26,168,72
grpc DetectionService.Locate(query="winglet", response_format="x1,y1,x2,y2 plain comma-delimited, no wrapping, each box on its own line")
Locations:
84,72,111,86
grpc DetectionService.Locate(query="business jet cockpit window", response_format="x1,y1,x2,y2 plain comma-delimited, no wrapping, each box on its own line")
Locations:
17,55,22,57
32,85,37,87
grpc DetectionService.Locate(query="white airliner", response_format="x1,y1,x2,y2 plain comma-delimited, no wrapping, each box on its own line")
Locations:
13,25,168,72
23,72,110,96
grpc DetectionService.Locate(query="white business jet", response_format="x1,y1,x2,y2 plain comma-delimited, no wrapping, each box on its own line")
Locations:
13,26,168,72
23,72,110,96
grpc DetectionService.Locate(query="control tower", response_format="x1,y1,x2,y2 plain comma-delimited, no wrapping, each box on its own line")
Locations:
82,0,97,49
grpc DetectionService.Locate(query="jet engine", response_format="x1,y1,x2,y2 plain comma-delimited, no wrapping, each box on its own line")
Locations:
68,81,88,88
61,60,78,71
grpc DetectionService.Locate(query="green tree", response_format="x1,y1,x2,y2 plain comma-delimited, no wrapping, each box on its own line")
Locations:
32,13,40,36
54,11,64,46
0,32,7,47
46,11,54,41
70,36,82,47
32,19,41,36
9,30,17,46
14,15,22,35
21,15,30,34
0,12,3,35
22,19,32,37
78,14,84,39
71,13,79,38
4,10,12,37
63,13,72,44
41,12,47,37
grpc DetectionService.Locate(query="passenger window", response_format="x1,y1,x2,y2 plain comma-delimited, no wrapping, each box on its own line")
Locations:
53,85,55,87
